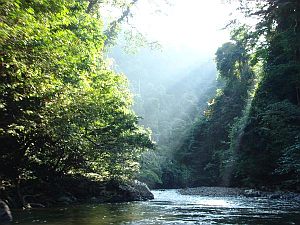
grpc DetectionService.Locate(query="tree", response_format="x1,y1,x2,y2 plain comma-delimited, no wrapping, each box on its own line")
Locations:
0,0,153,184
215,42,245,79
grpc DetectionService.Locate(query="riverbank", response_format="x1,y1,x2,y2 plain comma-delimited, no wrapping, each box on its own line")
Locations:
178,186,300,202
8,189,300,225
0,176,153,210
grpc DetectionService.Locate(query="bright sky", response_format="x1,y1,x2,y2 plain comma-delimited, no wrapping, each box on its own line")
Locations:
131,0,238,55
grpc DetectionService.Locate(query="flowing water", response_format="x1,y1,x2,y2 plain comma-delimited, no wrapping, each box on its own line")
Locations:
13,189,300,225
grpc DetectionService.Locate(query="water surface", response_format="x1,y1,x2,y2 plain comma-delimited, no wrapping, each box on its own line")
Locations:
13,189,300,225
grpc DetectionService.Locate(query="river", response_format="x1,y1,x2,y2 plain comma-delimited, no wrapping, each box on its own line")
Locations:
13,189,300,225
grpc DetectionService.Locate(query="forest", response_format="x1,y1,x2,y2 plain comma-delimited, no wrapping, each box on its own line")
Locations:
135,0,300,191
0,0,300,212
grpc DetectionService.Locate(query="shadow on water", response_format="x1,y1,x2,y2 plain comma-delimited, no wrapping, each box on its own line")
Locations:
13,190,300,225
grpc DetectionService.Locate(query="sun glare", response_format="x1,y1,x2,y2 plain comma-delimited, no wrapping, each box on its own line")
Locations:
131,0,238,54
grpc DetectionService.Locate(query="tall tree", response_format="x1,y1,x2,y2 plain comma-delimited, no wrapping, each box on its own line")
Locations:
0,0,153,184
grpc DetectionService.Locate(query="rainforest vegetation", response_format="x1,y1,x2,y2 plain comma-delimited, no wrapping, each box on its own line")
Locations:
0,0,300,208
0,0,154,206
135,0,300,191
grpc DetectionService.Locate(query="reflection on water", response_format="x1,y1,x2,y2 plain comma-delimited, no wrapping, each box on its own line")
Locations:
13,189,300,225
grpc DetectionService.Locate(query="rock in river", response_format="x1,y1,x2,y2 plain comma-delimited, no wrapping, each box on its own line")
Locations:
0,200,12,223
129,180,154,201
243,189,261,197
104,180,154,202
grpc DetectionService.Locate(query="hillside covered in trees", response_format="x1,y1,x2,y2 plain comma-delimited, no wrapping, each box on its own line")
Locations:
109,0,300,191
110,47,218,188
167,0,300,191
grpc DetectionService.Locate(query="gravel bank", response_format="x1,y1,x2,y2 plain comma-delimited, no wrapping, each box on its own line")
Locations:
178,187,244,197
178,186,300,202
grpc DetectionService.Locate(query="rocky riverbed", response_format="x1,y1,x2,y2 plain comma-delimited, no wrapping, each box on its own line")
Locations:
178,186,300,202
179,186,244,196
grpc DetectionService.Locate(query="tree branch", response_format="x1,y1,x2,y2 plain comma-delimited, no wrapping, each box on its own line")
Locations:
104,0,139,45
86,0,103,14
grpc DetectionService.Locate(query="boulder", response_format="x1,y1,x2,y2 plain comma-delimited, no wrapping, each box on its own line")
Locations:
269,193,281,199
0,200,12,223
243,189,261,197
104,180,154,202
130,180,154,200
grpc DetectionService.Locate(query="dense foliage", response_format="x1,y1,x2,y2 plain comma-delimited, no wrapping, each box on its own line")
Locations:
232,0,300,189
173,34,255,187
0,0,153,186
171,0,300,190
1,0,299,194
109,0,300,191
